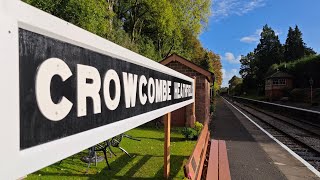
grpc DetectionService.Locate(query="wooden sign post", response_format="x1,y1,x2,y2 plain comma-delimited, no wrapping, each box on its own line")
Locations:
164,112,171,179
0,1,195,179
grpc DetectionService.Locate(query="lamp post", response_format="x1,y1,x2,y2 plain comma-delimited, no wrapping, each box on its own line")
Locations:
309,78,314,105
270,79,273,102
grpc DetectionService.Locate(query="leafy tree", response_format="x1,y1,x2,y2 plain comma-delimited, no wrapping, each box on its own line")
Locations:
228,76,242,88
239,52,258,91
209,52,223,88
171,0,211,36
284,25,316,62
25,0,114,38
284,26,303,61
305,47,317,56
254,24,283,91
228,76,242,95
23,0,221,90
239,24,317,96
240,52,255,79
113,0,212,60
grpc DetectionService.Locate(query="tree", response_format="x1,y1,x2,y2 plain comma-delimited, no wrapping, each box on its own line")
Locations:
254,24,283,91
284,26,304,62
24,0,114,38
113,0,211,60
239,52,258,91
229,76,242,87
228,76,242,95
209,52,223,88
284,25,316,62
305,47,317,56
23,0,220,77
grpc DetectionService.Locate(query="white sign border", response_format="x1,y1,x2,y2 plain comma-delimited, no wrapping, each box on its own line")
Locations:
0,1,194,179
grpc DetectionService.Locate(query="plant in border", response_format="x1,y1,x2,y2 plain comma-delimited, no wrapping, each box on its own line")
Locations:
181,121,203,140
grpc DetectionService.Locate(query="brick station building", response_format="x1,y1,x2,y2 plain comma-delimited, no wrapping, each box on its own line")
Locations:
160,54,215,127
265,71,294,100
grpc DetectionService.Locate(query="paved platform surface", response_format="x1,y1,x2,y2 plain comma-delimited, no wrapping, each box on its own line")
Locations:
209,97,319,180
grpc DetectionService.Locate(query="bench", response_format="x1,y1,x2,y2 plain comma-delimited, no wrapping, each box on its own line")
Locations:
206,140,231,180
184,124,231,180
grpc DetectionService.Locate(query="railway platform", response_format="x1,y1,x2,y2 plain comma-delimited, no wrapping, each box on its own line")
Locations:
210,97,319,180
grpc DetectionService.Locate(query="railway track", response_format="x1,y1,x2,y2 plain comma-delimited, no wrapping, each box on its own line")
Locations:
226,97,320,171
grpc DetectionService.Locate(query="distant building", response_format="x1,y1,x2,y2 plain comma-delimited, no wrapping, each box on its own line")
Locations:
161,54,214,126
265,71,293,100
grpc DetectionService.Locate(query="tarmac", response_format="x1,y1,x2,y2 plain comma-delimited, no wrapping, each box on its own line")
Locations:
209,97,319,180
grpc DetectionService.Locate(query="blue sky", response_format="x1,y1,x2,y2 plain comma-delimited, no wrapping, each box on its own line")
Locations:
200,0,320,87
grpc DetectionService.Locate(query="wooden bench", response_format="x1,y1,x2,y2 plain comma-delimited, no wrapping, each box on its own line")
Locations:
184,124,231,180
206,140,231,180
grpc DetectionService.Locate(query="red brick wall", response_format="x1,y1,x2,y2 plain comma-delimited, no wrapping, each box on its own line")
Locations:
165,61,210,124
265,78,293,100
171,107,186,126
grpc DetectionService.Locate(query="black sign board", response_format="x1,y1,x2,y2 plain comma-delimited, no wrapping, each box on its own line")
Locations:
0,2,194,178
19,29,193,149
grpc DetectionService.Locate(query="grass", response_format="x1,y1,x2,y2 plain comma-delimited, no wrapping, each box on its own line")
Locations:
26,127,196,180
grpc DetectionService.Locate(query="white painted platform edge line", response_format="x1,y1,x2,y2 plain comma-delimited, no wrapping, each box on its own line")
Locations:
222,97,320,178
233,96,320,114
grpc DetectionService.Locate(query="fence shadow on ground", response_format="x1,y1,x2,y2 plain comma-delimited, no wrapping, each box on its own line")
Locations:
89,154,189,179
132,136,188,142
35,152,189,179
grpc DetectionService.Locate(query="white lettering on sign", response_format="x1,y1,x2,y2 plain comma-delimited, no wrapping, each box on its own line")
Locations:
162,80,167,101
123,72,138,108
103,69,121,110
148,77,155,104
174,82,192,100
34,58,193,121
155,79,163,103
35,58,73,121
167,81,172,101
139,75,147,105
77,64,101,117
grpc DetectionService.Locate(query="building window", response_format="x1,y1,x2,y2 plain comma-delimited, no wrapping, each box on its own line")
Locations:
266,80,271,86
273,79,286,85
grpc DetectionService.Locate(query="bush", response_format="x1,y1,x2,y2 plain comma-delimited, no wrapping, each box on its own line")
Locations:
194,121,203,135
268,55,320,88
290,88,307,102
314,88,320,103
181,128,198,140
181,121,203,140
210,103,215,113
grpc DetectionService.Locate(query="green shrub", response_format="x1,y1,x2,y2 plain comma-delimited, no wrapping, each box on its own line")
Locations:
181,127,198,140
268,55,320,88
181,121,203,140
210,103,215,113
290,88,307,102
314,88,320,102
194,121,203,135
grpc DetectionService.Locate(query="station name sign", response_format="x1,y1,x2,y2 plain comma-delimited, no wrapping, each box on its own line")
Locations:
0,1,194,178
19,29,193,149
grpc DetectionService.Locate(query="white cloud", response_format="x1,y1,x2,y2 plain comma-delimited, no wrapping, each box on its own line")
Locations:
240,36,258,43
240,28,281,44
221,68,240,87
212,0,266,21
240,28,261,43
221,52,241,64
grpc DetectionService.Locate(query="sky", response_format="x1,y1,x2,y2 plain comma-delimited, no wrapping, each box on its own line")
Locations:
200,0,320,87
